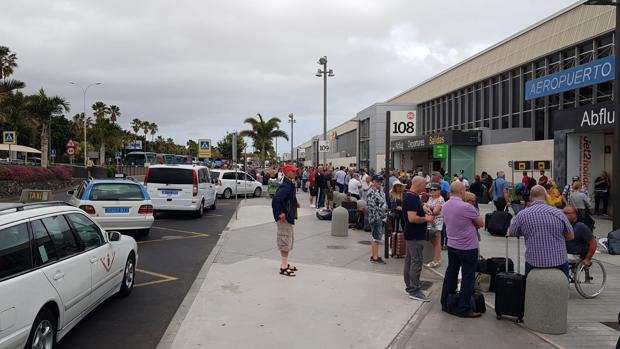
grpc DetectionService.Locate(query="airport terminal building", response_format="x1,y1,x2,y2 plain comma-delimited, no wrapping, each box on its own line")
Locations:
386,1,615,195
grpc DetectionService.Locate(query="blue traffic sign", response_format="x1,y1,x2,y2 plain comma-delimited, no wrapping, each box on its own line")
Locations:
50,149,56,157
200,140,210,149
115,151,122,159
3,131,16,145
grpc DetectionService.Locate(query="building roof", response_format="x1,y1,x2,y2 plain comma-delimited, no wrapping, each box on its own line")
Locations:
386,1,615,104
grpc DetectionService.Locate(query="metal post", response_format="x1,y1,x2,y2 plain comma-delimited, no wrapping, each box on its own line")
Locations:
384,111,391,259
289,113,295,161
83,89,87,167
614,6,620,229
323,60,327,167
233,132,238,220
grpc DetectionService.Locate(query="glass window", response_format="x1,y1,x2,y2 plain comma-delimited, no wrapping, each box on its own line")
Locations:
31,220,59,266
523,111,532,128
222,172,236,180
147,168,194,184
512,75,521,113
76,182,86,199
41,215,81,258
597,81,613,102
579,86,593,106
66,214,104,249
210,170,220,180
0,223,32,279
89,183,145,201
512,113,520,128
534,109,545,140
492,81,499,117
501,78,509,116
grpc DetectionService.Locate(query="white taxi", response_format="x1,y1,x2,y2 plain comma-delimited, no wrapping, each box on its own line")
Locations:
0,202,138,349
68,177,154,237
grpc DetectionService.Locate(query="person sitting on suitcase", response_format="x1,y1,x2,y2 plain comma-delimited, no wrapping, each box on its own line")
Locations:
508,185,574,278
367,175,387,264
563,205,597,268
440,181,484,318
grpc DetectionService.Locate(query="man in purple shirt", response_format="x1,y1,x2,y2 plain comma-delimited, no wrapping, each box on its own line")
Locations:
440,181,484,318
509,185,574,278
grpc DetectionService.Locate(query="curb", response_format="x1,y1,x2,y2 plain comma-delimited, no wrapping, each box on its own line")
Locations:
155,200,241,349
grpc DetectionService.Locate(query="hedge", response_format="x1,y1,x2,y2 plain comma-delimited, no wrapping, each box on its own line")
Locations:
0,165,73,182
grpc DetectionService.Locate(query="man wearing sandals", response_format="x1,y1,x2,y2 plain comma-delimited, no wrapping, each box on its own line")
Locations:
272,165,300,277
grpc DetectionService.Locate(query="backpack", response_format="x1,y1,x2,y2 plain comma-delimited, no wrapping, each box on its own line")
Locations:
316,208,332,221
607,230,620,255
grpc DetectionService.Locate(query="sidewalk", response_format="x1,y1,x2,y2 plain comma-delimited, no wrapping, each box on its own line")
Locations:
157,191,618,349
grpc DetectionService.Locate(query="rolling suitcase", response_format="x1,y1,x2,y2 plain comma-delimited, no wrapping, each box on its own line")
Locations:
487,209,512,236
495,237,525,323
390,218,406,258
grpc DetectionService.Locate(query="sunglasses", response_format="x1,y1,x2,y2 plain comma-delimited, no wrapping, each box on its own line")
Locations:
430,188,440,191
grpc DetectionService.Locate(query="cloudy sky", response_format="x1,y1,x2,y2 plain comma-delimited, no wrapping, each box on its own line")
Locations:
2,0,577,154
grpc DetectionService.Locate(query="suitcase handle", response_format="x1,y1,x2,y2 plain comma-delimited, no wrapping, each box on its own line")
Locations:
505,236,521,274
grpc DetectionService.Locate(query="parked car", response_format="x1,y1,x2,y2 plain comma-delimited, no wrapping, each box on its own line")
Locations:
0,202,138,349
68,177,154,236
211,169,262,199
144,164,217,217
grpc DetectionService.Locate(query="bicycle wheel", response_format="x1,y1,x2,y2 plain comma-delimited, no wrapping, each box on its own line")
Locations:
574,259,606,299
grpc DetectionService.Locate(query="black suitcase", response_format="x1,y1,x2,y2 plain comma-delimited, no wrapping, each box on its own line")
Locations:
495,237,525,323
487,210,512,236
341,201,357,210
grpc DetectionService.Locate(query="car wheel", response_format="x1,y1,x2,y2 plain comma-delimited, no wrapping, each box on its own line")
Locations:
26,308,57,349
194,200,204,218
253,187,262,197
117,253,136,297
209,200,216,210
223,188,232,199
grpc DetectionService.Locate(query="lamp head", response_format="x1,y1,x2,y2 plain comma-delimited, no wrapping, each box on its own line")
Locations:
328,69,334,77
318,56,327,65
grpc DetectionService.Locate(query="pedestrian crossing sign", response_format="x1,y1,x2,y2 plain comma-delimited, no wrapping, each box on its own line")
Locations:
198,139,212,158
3,131,16,145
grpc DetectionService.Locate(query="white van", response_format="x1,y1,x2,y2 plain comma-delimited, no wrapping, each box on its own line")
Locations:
145,165,217,217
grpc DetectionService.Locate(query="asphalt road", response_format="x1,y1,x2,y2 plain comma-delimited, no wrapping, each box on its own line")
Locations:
55,197,237,349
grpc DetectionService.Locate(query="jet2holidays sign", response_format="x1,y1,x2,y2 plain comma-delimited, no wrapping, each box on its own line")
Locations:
525,56,615,100
198,139,212,158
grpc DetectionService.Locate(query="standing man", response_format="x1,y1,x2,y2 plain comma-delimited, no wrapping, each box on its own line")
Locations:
348,173,362,200
272,165,300,277
335,166,346,193
491,171,511,211
360,168,370,201
315,166,326,209
508,185,574,277
367,175,387,263
594,171,610,216
440,181,484,318
403,176,434,302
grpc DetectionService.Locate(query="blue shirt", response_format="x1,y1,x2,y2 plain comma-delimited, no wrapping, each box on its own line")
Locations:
440,180,450,193
492,178,509,200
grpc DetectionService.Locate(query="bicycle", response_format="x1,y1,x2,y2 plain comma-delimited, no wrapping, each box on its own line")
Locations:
568,255,607,299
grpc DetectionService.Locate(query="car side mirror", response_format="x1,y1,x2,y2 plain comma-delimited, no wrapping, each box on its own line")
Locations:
68,190,74,195
108,231,122,242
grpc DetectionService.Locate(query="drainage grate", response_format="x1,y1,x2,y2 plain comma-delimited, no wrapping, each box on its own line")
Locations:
326,245,346,249
601,322,620,331
358,240,372,245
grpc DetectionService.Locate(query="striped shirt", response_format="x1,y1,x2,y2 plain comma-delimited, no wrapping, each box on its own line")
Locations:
509,200,573,267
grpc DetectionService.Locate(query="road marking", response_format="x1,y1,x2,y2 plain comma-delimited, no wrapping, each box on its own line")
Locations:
205,214,224,217
134,268,178,288
137,226,210,244
151,226,210,236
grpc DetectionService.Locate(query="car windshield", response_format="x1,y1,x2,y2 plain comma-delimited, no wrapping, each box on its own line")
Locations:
88,183,145,201
211,171,220,179
147,168,193,184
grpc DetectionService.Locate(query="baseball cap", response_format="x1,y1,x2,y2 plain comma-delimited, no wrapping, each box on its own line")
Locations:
282,165,298,174
430,183,441,190
372,175,384,182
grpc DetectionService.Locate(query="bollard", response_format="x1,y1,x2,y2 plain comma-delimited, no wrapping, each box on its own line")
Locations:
524,268,568,334
331,206,349,237
356,199,367,209
334,192,345,208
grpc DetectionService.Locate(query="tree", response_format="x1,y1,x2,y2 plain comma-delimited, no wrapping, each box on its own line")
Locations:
216,132,246,160
0,46,18,80
109,105,121,123
186,139,198,156
131,118,142,137
239,113,288,164
92,101,110,119
148,122,158,142
25,89,70,167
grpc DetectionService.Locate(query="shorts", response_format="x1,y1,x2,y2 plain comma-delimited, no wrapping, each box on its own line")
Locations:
277,220,294,252
310,187,317,196
370,222,384,242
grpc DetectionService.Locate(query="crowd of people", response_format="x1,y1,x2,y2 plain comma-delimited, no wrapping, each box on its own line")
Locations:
271,164,606,317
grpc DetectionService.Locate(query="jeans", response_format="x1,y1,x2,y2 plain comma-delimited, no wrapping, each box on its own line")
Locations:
440,224,447,246
370,222,384,242
493,198,507,211
404,240,424,295
441,247,478,316
317,188,326,208
594,192,609,215
337,183,345,193
525,262,569,279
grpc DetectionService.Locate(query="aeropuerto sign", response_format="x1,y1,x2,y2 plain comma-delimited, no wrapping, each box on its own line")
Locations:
525,56,615,100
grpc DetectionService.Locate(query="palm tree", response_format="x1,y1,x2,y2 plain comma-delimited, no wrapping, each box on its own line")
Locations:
109,105,121,123
130,118,142,137
239,113,288,165
92,101,110,119
0,46,18,80
141,121,150,151
0,79,25,97
148,122,158,142
25,89,70,167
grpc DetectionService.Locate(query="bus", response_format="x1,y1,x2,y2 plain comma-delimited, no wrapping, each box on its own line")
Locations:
125,151,156,166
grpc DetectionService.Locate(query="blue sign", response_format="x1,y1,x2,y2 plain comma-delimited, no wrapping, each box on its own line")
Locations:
115,151,122,159
525,56,615,100
3,131,16,144
50,149,56,157
200,140,210,149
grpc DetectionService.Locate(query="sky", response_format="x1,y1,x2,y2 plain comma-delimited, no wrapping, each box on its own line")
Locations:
1,0,578,154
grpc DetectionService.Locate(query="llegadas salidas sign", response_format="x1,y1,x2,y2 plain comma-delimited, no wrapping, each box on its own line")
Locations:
525,56,615,100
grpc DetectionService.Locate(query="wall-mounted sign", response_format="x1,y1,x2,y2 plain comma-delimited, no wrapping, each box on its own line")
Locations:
318,140,331,153
126,140,143,150
553,101,615,132
391,130,481,151
534,160,551,170
525,56,615,100
390,111,416,136
433,144,448,159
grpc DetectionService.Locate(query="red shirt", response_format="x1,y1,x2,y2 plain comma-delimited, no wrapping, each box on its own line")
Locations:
309,171,316,187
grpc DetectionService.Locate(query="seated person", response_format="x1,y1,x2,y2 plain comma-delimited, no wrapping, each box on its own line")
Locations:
563,205,597,267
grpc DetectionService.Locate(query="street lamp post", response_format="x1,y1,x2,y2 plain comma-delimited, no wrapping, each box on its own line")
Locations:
288,113,296,161
584,0,619,228
69,82,102,167
316,56,334,166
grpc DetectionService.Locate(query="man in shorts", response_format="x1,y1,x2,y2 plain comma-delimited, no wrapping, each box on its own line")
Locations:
272,165,300,277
